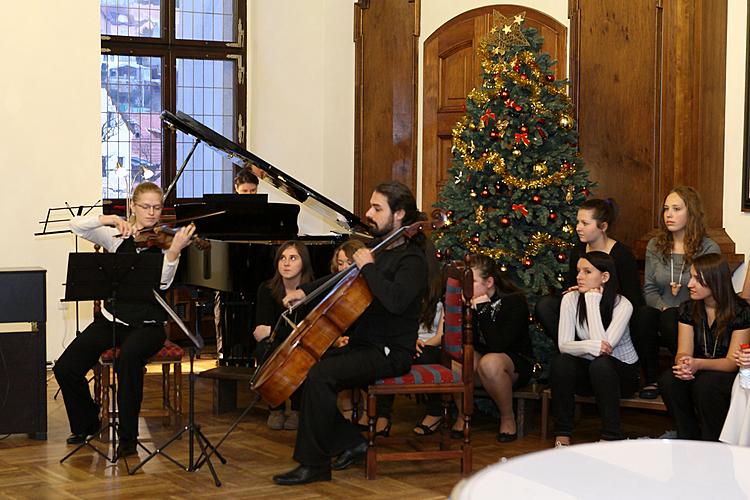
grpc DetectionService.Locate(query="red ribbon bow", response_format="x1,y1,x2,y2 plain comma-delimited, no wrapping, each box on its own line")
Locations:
480,109,496,125
512,204,528,217
514,132,530,146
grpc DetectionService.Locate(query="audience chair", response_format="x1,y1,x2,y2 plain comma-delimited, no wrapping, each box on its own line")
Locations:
364,259,474,479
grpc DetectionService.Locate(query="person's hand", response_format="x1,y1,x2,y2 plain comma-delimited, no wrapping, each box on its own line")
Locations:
352,248,374,269
333,336,349,348
673,356,696,380
253,325,271,342
283,289,306,308
168,223,196,253
563,285,579,295
586,286,604,294
471,294,491,309
102,214,134,238
734,345,750,367
600,340,613,356
415,338,425,358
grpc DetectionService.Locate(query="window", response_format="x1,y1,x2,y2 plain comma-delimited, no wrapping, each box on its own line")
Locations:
100,0,246,201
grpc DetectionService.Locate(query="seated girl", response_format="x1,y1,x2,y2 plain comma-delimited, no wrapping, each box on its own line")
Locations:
551,251,639,446
660,253,750,441
451,254,533,443
253,241,315,430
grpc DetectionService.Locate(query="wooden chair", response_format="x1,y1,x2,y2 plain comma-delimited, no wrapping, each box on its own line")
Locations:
96,339,184,435
364,260,474,479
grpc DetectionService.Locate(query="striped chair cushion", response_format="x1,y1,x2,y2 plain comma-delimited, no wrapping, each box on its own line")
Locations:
374,364,461,386
101,339,184,363
443,276,464,362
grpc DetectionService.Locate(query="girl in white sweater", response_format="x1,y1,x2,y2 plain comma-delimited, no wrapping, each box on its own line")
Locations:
550,251,639,446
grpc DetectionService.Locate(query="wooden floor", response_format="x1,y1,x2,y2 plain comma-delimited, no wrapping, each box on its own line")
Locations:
0,357,673,499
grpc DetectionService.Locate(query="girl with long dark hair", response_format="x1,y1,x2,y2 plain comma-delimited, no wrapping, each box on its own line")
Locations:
551,251,640,446
660,253,750,440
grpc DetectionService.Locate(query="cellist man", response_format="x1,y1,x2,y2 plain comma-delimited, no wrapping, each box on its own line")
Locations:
273,181,428,485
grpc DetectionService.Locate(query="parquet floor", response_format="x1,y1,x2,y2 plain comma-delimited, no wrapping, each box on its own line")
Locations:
0,357,672,499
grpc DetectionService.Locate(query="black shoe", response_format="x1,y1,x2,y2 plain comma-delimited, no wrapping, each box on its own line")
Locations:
496,432,518,443
331,441,368,470
639,384,659,400
273,465,332,486
66,421,100,445
357,419,391,437
116,439,138,458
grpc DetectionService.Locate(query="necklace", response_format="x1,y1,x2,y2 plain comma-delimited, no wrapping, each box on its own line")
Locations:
701,317,719,359
670,252,685,296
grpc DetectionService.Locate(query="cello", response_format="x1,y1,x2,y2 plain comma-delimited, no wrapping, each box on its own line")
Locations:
250,216,441,407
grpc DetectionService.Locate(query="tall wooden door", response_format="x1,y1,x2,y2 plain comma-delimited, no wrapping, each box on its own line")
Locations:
421,6,567,213
354,0,419,218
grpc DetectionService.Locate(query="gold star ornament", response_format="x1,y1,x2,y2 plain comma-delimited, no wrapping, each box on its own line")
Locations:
491,11,530,51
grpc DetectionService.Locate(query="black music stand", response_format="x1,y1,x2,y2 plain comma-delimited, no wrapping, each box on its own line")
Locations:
128,291,226,487
59,252,162,465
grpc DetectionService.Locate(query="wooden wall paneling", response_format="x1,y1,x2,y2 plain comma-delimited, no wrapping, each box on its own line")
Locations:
421,5,567,213
569,0,659,247
354,0,419,218
570,0,738,266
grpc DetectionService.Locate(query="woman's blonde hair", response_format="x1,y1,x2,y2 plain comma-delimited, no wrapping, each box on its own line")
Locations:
330,239,366,273
654,185,708,265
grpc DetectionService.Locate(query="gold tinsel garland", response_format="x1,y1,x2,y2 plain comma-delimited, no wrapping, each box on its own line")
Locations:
463,230,573,263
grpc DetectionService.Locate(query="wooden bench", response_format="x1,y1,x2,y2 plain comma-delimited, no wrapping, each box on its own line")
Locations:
198,366,255,415
512,384,547,438
540,388,667,440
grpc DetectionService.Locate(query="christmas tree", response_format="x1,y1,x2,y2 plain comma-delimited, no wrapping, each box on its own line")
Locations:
433,12,594,296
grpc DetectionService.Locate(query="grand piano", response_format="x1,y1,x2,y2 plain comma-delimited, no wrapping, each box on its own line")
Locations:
161,111,369,366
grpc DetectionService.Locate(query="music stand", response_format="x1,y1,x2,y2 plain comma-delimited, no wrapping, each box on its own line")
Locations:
128,291,226,486
59,252,163,464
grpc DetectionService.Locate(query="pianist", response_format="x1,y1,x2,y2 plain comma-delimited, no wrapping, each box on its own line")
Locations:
233,167,259,195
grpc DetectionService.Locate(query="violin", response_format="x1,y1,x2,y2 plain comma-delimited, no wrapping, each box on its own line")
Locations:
133,223,211,251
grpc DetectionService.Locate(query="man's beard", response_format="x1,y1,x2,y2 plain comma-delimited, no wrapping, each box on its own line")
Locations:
368,216,394,238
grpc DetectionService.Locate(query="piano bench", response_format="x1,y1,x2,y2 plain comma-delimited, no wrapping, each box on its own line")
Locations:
198,366,256,415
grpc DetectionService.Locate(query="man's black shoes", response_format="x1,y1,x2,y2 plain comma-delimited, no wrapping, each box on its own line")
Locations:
273,465,331,485
331,441,368,470
116,439,138,458
66,422,100,445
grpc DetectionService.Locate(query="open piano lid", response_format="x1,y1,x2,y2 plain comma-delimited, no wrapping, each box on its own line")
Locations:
161,110,364,235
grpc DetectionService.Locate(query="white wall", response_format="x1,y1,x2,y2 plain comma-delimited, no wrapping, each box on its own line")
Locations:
723,0,750,290
248,0,355,210
0,2,101,362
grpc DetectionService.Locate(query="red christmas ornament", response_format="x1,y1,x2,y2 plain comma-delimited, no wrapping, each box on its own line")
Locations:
499,216,511,227
444,247,452,258
480,186,490,198
436,249,443,260
537,118,546,124
549,211,558,221
471,233,481,244
520,125,528,134
582,187,591,197
520,73,528,80
555,252,567,263
447,209,454,219
490,130,500,140
513,64,520,72
500,89,510,99
522,257,533,268
531,194,542,204
545,74,555,82
514,105,522,112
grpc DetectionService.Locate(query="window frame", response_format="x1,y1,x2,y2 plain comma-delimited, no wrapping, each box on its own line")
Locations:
100,0,247,204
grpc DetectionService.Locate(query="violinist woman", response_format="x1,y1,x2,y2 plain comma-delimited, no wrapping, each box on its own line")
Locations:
253,241,314,430
53,182,195,458
660,253,750,441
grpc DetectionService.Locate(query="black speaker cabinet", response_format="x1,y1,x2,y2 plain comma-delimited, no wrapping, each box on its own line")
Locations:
0,267,47,439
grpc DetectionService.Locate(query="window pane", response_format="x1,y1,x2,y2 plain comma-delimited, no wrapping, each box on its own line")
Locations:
176,0,236,42
101,0,161,38
101,54,163,199
176,58,236,197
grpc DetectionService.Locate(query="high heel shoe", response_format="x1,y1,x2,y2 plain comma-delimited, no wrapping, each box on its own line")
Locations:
358,419,391,437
